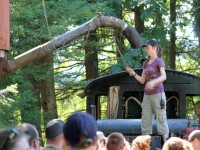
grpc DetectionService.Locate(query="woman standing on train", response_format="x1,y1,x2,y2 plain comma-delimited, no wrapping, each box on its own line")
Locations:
126,39,169,143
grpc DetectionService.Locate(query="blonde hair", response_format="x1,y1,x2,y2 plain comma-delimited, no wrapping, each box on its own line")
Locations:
132,135,151,150
162,137,193,150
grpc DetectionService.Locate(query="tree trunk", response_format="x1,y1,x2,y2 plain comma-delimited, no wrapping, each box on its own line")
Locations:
193,0,200,65
169,0,176,69
23,74,43,145
85,31,98,80
155,1,169,68
134,5,145,34
38,54,58,121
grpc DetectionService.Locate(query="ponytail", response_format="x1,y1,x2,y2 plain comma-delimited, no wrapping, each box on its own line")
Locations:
157,45,163,58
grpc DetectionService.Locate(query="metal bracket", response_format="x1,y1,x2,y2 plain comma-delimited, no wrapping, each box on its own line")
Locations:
0,58,15,78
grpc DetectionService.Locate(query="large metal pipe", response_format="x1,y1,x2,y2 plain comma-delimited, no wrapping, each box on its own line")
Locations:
97,119,196,135
0,15,143,78
13,15,143,70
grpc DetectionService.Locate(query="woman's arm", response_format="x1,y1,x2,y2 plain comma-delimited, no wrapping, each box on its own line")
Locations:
155,66,167,83
126,67,146,84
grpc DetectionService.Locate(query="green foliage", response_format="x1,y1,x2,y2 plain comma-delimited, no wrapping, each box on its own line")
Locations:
0,85,19,128
1,0,198,130
192,0,200,37
0,82,41,127
110,47,146,73
0,97,18,128
186,96,200,120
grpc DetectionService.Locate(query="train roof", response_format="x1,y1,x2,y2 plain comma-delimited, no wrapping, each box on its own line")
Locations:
85,69,200,94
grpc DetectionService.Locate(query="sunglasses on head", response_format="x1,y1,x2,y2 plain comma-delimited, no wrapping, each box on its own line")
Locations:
0,128,21,149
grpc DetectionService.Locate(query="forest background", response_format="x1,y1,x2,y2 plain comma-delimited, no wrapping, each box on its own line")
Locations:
0,0,200,141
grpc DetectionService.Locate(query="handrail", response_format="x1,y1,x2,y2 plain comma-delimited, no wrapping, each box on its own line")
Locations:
125,96,142,118
167,96,179,117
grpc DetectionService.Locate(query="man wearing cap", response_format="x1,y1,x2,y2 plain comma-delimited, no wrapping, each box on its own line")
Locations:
106,132,125,150
44,119,65,150
63,111,98,150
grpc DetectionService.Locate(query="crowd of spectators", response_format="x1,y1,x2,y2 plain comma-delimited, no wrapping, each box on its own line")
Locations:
0,109,200,150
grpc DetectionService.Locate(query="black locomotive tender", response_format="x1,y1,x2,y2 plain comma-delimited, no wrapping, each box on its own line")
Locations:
85,69,200,148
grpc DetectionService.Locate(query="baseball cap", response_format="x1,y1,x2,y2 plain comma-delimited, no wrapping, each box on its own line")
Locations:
45,119,64,139
97,131,106,141
142,39,158,47
63,111,97,147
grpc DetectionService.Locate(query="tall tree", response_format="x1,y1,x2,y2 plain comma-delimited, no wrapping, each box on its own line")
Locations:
85,31,99,80
193,0,200,41
37,54,58,121
8,0,70,125
134,5,145,34
169,0,177,69
9,1,43,128
193,0,200,66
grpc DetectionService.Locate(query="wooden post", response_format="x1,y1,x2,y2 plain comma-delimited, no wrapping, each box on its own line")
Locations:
0,0,10,57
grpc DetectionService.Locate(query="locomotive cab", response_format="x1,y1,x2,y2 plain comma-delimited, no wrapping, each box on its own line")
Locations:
85,69,200,149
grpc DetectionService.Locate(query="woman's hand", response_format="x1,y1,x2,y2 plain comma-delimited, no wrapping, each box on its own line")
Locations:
126,67,146,84
126,66,135,76
145,80,157,90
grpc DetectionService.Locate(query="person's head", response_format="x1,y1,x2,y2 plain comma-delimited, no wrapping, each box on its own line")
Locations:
45,119,65,148
183,127,195,141
63,111,97,149
124,140,131,150
0,128,30,150
17,123,40,149
97,131,106,150
188,130,200,150
131,135,151,150
107,132,125,150
194,101,200,118
45,119,64,140
142,39,163,58
162,137,193,150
